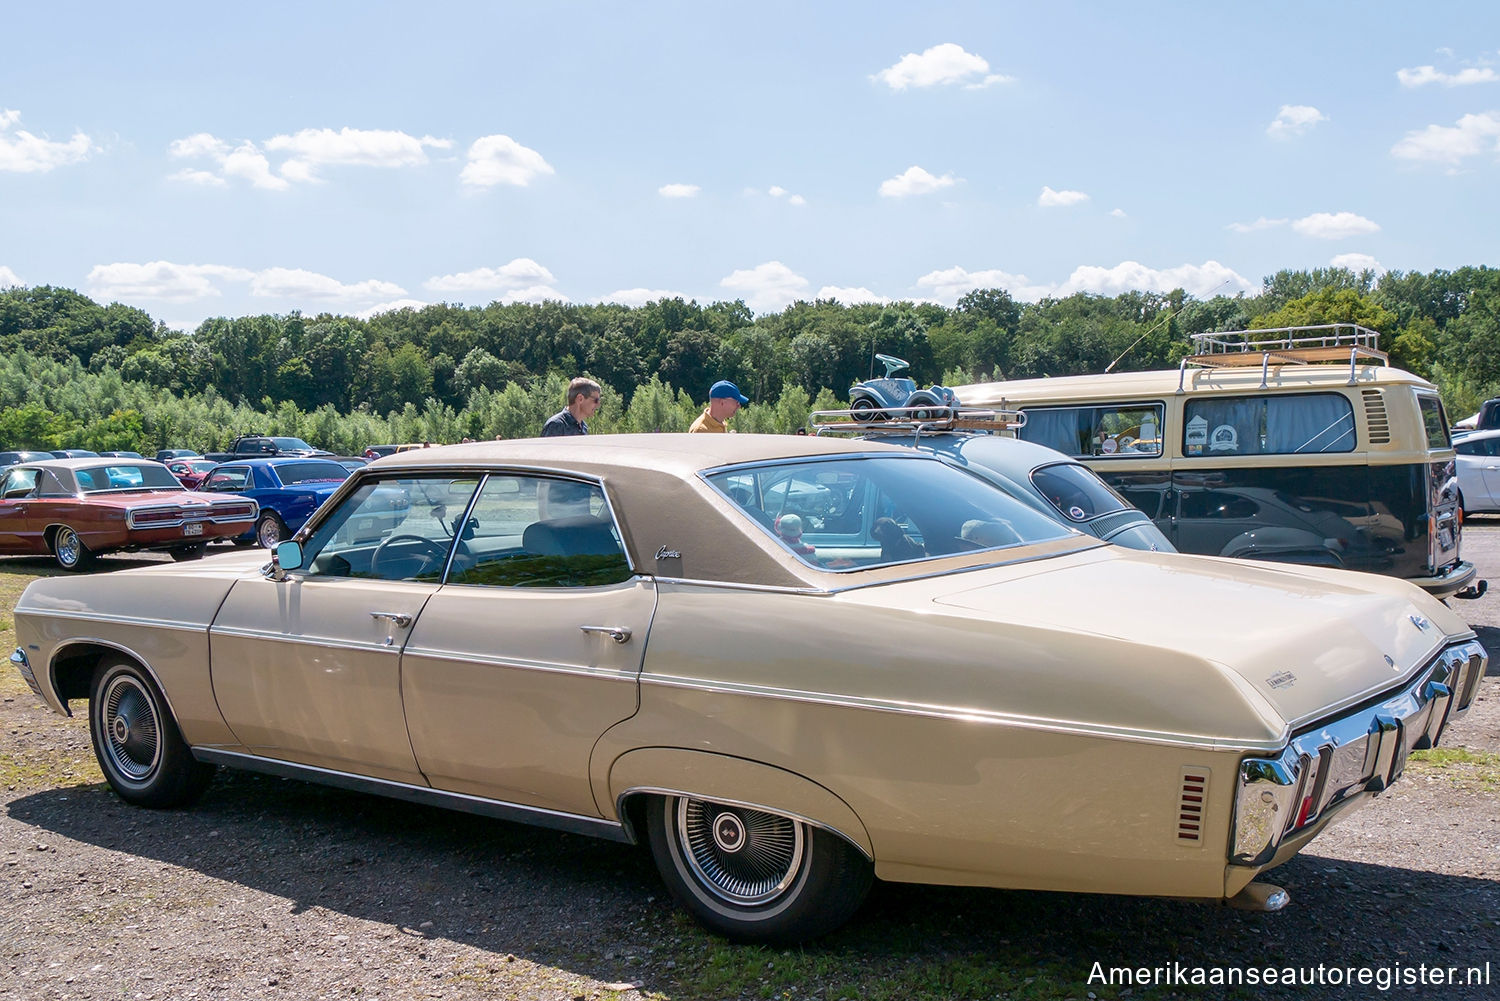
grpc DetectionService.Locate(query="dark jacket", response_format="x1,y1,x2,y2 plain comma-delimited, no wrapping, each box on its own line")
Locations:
541,410,588,437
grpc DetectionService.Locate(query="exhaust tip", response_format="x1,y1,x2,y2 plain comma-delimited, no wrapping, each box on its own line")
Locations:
1225,882,1290,912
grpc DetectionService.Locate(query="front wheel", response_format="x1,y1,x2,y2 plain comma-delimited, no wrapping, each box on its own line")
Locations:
51,525,95,571
89,658,215,808
850,397,885,423
646,795,872,943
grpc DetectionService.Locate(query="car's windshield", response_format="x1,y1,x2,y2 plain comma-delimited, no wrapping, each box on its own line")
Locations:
271,437,316,451
708,455,1074,571
75,464,184,492
273,461,350,485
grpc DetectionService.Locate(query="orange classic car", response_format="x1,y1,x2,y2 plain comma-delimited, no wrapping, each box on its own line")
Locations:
0,457,259,569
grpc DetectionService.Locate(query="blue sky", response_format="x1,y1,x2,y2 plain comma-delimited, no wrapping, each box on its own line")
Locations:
2,2,1498,331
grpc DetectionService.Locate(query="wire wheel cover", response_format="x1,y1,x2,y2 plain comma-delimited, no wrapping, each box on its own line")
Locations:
102,676,161,781
677,799,805,905
56,529,81,564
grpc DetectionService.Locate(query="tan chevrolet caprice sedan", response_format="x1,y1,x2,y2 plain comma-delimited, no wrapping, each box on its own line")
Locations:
9,434,1488,942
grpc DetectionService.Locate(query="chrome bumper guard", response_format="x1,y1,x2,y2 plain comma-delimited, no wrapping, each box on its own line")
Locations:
10,647,42,699
1232,639,1487,867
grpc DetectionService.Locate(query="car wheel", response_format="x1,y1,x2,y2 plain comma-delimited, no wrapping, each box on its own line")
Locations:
89,658,215,808
255,512,288,549
170,544,206,562
646,795,872,943
51,526,95,571
906,391,942,421
851,397,885,423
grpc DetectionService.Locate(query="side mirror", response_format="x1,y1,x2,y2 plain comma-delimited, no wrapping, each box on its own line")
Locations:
274,540,303,571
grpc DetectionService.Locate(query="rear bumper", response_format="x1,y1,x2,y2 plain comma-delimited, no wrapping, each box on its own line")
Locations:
1230,638,1487,870
1412,560,1478,599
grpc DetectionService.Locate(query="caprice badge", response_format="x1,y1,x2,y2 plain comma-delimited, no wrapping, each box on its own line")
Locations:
655,546,682,560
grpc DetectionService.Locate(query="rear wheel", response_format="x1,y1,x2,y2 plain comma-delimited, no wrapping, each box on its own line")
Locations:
851,397,884,423
646,794,872,943
51,526,95,571
89,658,215,808
170,544,206,562
255,512,288,549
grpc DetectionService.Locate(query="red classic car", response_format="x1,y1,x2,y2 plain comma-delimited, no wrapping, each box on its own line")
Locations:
166,457,220,489
0,458,259,569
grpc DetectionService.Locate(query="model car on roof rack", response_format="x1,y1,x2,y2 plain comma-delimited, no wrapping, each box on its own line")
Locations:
847,354,960,421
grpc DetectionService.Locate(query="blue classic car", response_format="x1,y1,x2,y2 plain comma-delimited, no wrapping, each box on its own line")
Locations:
848,354,960,421
198,457,359,548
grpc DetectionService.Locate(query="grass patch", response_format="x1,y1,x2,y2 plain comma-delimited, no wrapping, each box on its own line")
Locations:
1407,746,1500,790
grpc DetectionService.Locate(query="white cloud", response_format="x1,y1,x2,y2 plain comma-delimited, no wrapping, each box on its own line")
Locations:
496,285,566,304
169,128,449,189
1267,104,1328,139
1397,65,1498,88
424,259,557,292
86,261,256,301
916,266,1054,305
1038,185,1088,207
1390,111,1500,166
916,261,1253,305
879,165,958,197
815,285,892,306
1330,253,1385,274
0,108,92,173
719,261,809,312
1291,211,1380,239
0,264,22,287
355,299,431,318
168,168,227,187
1052,261,1252,299
249,267,405,302
601,288,688,307
873,43,1013,90
1227,216,1289,233
460,134,554,188
1109,208,1127,218
658,182,700,198
767,184,807,205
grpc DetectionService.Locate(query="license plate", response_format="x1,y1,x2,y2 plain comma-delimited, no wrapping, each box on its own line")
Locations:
183,522,204,536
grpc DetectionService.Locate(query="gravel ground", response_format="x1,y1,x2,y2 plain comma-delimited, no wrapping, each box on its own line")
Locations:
2,531,1499,1001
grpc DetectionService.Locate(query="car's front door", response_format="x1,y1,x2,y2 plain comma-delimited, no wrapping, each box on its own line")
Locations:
208,474,482,783
398,473,654,816
0,467,39,552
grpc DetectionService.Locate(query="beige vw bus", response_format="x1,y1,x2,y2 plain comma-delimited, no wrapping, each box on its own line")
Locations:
956,325,1480,598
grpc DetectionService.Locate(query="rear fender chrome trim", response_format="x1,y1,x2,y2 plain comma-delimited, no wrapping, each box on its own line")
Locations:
190,748,629,843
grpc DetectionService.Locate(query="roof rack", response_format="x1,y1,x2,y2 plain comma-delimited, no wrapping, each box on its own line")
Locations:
810,406,1026,437
1180,323,1387,391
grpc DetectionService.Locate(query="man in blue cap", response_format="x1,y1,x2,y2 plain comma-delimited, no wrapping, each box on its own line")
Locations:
689,380,749,433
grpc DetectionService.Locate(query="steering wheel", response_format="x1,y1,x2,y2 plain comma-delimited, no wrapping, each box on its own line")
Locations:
370,534,450,579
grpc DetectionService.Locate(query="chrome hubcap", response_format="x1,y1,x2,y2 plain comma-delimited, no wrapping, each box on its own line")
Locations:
258,519,280,547
57,530,79,564
677,799,804,905
101,675,160,781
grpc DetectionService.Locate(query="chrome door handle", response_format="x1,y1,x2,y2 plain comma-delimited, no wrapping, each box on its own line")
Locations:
370,611,413,628
580,625,632,643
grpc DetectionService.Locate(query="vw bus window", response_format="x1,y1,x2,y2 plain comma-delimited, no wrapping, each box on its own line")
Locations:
1183,393,1355,456
1018,404,1164,458
1418,395,1451,449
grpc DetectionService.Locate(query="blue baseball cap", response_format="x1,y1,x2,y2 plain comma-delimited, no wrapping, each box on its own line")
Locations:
709,380,750,405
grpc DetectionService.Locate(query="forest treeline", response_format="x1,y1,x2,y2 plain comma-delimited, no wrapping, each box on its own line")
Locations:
2,263,1499,454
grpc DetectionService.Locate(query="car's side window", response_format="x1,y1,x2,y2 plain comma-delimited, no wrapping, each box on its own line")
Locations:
447,475,631,588
0,469,37,499
301,475,479,582
205,467,249,492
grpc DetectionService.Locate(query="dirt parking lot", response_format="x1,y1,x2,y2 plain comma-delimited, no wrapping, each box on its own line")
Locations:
1,532,1498,1001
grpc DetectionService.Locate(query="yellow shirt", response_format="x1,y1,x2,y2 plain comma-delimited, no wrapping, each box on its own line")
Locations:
688,408,727,433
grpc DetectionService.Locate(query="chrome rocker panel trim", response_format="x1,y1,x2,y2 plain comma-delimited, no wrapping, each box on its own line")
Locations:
191,748,631,844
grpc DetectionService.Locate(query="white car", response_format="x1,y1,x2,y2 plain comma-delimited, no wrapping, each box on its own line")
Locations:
1454,429,1500,513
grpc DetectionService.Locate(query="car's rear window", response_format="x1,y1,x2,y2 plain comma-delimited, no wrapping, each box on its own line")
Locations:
274,461,350,485
75,464,184,492
1029,463,1130,521
708,455,1073,571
